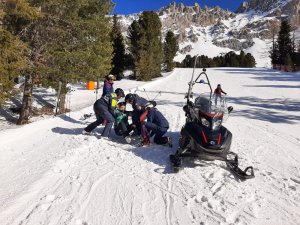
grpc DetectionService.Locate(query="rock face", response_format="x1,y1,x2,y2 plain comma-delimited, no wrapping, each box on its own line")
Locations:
119,1,299,57
159,2,235,43
237,0,300,26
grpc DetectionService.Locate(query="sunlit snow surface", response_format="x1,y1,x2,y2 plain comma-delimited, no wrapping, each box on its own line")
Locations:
1,68,300,225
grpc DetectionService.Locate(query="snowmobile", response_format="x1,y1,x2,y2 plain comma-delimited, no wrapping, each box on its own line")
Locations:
169,67,254,180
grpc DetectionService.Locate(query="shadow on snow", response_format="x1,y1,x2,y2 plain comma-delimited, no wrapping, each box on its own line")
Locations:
227,96,300,124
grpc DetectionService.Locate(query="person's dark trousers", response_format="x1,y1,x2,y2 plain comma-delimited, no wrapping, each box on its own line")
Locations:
132,109,143,135
114,121,132,137
84,113,104,132
84,104,114,137
144,122,169,145
101,110,114,137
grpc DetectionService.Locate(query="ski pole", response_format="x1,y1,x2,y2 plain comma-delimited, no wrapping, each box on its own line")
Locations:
143,88,151,101
152,91,161,102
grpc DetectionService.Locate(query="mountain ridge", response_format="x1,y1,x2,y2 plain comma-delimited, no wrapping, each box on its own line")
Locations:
118,0,300,67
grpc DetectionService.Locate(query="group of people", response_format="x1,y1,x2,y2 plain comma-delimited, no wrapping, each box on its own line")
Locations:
83,75,171,147
83,75,228,146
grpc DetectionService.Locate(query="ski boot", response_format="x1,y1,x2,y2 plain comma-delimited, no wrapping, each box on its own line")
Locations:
138,138,150,147
82,130,92,135
124,136,132,144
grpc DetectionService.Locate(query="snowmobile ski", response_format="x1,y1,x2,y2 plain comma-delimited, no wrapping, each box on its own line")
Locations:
169,154,182,173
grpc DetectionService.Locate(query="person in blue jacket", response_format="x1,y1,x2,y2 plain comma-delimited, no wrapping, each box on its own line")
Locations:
83,88,125,138
125,93,148,135
102,74,115,97
139,102,171,146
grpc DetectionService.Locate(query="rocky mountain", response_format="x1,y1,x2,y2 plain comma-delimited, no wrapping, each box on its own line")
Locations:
118,0,300,67
237,0,300,25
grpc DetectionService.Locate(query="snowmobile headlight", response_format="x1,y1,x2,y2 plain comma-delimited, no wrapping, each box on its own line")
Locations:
201,118,210,128
212,119,222,130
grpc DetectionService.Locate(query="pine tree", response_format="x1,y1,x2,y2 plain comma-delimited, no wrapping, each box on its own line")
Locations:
283,53,293,68
18,0,113,121
0,28,28,106
136,11,163,81
1,0,39,114
270,41,280,65
128,20,141,79
110,14,125,80
277,19,293,65
164,30,178,72
245,53,256,67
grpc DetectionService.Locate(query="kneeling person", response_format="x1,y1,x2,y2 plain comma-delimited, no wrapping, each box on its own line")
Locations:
139,102,171,146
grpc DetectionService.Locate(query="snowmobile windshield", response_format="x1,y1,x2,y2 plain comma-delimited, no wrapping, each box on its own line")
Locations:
195,93,227,114
194,93,229,129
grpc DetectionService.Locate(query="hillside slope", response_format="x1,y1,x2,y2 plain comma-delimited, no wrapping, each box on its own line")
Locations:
1,68,300,225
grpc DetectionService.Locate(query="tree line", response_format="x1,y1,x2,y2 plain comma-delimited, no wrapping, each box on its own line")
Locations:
113,11,179,81
0,4,179,124
270,19,300,70
1,0,114,124
178,51,256,68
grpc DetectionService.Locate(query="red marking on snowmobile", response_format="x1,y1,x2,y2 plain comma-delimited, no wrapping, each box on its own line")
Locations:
218,133,221,145
199,111,223,118
202,131,208,144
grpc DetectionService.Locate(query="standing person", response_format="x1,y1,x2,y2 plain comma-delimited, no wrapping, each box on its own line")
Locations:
125,93,148,135
102,74,115,97
139,102,171,146
83,88,125,138
213,84,227,106
114,101,133,143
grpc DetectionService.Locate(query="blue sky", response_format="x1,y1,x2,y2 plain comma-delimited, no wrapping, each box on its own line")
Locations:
111,0,245,15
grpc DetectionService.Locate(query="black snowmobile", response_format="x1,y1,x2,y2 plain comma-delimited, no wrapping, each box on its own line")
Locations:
169,67,254,180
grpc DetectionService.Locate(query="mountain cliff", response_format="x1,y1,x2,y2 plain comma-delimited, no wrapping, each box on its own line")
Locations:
118,1,300,67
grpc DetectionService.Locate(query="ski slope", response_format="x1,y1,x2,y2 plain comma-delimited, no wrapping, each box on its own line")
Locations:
1,68,300,225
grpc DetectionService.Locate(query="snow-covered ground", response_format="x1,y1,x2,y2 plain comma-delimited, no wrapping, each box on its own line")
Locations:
1,68,300,225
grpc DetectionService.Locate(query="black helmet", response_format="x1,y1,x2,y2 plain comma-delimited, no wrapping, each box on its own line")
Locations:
125,93,135,103
217,84,221,87
115,88,124,97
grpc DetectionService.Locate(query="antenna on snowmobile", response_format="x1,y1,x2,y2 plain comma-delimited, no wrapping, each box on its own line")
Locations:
186,54,199,102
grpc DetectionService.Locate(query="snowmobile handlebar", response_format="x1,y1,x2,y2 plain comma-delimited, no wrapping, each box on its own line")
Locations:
194,70,213,100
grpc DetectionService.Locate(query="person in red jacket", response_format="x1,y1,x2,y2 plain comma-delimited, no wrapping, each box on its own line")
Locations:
213,84,227,106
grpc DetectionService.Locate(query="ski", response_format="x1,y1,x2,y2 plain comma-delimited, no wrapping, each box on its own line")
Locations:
226,160,255,180
169,154,183,173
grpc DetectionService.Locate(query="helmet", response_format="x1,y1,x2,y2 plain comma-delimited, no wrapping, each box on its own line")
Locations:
125,93,135,103
115,88,125,97
117,100,126,107
107,74,116,81
144,102,154,109
217,84,221,87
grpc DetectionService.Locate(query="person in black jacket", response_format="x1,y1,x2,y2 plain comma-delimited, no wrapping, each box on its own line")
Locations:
139,102,171,146
125,93,148,135
83,88,124,137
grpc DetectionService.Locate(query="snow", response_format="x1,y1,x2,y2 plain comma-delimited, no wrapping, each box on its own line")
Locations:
1,68,300,225
245,38,273,68
175,39,234,62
